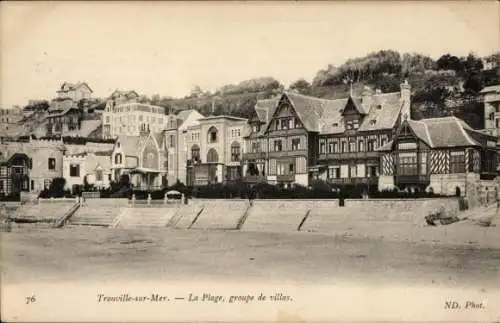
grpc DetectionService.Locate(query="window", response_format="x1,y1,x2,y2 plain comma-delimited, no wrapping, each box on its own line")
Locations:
341,142,347,153
70,164,80,177
231,142,241,162
251,142,261,153
367,140,375,152
349,165,357,177
208,127,218,143
358,140,364,152
398,152,418,176
352,120,359,129
368,166,377,177
328,167,340,179
328,141,336,153
169,135,175,148
349,140,357,152
139,115,143,121
96,170,103,181
252,124,260,132
319,141,326,154
106,116,110,123
450,151,466,173
115,153,122,164
381,138,387,147
291,138,300,151
48,158,56,171
274,140,282,152
207,148,218,163
294,117,302,128
489,112,495,121
420,152,427,175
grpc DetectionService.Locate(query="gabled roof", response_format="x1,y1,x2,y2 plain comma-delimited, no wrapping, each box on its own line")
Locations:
341,96,366,115
110,89,139,99
379,116,488,151
254,98,279,123
58,82,93,93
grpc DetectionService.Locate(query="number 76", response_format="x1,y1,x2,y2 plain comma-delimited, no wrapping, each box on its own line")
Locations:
26,295,36,304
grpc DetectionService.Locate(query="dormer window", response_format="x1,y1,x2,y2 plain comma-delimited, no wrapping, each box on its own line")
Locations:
370,119,377,126
339,109,343,114
332,122,339,127
377,105,382,110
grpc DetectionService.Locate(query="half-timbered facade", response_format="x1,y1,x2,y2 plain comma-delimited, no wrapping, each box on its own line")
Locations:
378,116,498,195
312,82,410,188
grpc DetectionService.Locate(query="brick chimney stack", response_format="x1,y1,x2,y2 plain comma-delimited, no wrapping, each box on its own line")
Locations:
400,80,411,120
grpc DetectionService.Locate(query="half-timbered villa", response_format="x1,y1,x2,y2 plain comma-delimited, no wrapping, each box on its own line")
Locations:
243,81,411,187
378,116,498,195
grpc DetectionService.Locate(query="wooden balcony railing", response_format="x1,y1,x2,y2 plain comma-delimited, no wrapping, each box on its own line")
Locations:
326,177,378,186
319,151,380,160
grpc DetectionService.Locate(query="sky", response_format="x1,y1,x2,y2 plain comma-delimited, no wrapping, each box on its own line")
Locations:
1,1,499,108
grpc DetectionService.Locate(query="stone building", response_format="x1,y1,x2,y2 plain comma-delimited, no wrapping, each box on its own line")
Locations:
185,115,248,186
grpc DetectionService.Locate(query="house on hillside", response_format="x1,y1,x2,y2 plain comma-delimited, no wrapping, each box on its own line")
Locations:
481,84,500,137
102,99,167,139
57,82,93,102
44,98,81,136
377,116,498,195
110,132,167,190
242,81,411,188
0,107,23,137
185,115,249,186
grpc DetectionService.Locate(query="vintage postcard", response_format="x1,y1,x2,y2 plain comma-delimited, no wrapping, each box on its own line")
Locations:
1,1,499,322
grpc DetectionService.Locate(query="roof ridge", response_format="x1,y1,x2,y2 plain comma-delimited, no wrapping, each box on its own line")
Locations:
455,118,478,146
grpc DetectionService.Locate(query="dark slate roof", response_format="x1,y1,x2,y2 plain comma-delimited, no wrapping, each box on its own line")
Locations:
379,116,488,151
254,98,279,123
284,91,403,134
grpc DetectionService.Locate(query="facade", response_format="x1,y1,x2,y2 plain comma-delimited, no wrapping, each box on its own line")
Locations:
481,84,500,137
63,151,113,191
185,115,248,186
0,138,65,194
57,82,93,102
44,98,81,137
102,98,167,138
0,107,23,136
378,116,497,195
243,82,411,187
163,109,205,185
110,132,167,189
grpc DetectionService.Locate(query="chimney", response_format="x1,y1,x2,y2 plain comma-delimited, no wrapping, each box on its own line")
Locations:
400,80,411,120
361,86,373,112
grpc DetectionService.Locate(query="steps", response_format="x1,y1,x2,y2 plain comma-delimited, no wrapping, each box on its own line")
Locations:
114,207,178,229
12,203,76,223
70,207,121,227
191,201,249,230
240,200,311,232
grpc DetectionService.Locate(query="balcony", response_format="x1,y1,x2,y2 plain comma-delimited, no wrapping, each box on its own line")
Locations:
268,149,308,158
394,175,430,186
326,177,378,186
243,151,266,160
319,151,380,160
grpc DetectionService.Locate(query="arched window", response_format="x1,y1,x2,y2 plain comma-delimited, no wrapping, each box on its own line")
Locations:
208,126,218,143
191,144,200,162
231,142,241,162
207,148,219,163
115,153,122,164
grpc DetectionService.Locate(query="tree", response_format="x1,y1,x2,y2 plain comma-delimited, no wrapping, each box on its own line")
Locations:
190,85,203,98
289,79,311,94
